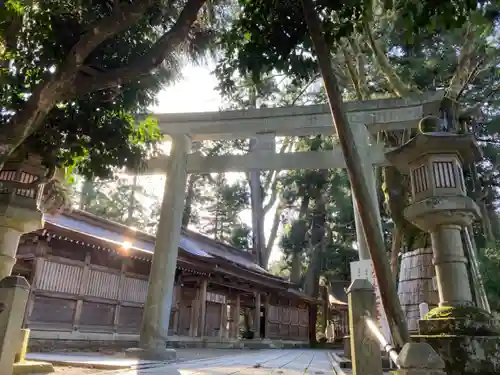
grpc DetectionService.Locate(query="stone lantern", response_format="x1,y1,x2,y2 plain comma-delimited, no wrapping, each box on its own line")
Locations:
384,117,500,375
0,153,49,281
385,122,481,308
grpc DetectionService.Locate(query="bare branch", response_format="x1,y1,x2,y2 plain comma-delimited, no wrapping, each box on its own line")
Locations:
73,0,206,96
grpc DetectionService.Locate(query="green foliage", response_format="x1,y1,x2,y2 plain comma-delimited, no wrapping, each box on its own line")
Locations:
0,0,215,178
200,175,250,243
479,244,500,312
216,0,489,94
230,224,252,250
76,176,160,232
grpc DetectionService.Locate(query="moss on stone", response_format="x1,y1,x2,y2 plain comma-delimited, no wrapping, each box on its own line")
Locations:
425,305,490,321
420,305,500,336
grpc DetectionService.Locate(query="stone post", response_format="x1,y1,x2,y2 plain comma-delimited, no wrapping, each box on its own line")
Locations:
0,276,30,371
347,279,383,375
130,134,190,360
393,342,446,375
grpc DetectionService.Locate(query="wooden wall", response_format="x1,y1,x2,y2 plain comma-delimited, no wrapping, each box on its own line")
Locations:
25,238,155,334
267,304,309,341
21,237,310,342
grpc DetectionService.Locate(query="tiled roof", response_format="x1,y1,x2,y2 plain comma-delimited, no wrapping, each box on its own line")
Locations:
328,281,349,307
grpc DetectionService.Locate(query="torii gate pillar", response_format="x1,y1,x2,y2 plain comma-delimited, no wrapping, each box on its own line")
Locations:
128,134,190,360
352,124,383,260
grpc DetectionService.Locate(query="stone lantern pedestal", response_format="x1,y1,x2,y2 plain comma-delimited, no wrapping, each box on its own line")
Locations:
385,124,500,374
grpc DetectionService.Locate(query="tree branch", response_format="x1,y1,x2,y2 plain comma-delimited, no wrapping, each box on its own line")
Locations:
447,24,478,100
342,41,363,100
363,22,416,97
66,1,155,72
73,0,207,96
263,175,280,213
348,36,370,99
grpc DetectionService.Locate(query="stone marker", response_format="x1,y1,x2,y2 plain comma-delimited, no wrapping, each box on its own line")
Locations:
347,278,383,375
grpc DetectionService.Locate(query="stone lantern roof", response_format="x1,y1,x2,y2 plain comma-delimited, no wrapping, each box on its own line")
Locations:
385,132,482,174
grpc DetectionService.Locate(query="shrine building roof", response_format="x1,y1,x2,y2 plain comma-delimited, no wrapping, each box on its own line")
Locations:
40,209,286,285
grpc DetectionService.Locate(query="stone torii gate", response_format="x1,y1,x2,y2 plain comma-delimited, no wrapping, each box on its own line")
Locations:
135,91,444,358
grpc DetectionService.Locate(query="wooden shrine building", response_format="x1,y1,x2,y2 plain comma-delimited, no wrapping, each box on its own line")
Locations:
13,210,317,347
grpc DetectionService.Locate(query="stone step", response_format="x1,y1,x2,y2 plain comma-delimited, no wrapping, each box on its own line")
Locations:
329,351,395,371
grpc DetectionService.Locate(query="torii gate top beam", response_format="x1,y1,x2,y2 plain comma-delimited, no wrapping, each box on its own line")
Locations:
155,91,444,140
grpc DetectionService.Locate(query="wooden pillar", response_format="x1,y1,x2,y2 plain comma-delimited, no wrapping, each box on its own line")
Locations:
189,288,200,337
254,292,261,338
171,284,181,335
288,299,292,340
233,294,240,338
219,298,227,339
72,251,91,330
199,279,208,337
113,257,128,332
264,294,270,339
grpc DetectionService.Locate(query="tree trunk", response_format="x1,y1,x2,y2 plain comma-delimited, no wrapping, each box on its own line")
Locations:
182,174,198,227
263,200,284,267
301,0,409,348
290,253,302,285
305,188,327,345
290,194,310,284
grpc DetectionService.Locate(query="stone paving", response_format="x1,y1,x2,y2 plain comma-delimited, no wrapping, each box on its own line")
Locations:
45,350,342,375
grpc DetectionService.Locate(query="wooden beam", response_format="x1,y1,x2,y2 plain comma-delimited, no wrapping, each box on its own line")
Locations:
153,91,443,140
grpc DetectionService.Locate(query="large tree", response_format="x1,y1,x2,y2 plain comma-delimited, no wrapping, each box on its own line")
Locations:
0,0,215,177
216,0,495,346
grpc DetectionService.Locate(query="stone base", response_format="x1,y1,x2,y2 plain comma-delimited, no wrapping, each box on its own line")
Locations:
13,360,54,374
15,328,30,362
124,347,176,361
412,335,500,375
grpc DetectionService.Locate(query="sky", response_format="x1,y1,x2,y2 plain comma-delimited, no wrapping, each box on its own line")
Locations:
153,64,222,114
150,63,283,263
